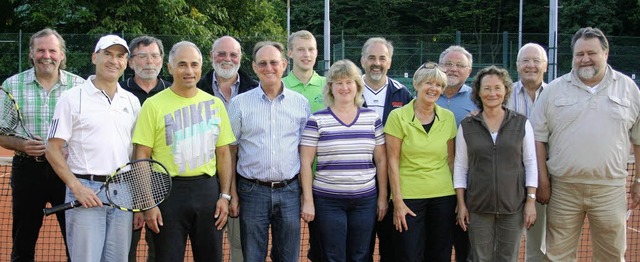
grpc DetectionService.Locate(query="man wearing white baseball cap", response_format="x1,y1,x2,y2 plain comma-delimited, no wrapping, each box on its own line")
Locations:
46,34,141,261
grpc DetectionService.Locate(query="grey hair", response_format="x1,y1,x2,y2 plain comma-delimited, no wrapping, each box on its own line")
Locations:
439,45,473,67
361,37,394,58
168,41,202,66
129,36,165,56
517,43,548,62
29,28,67,69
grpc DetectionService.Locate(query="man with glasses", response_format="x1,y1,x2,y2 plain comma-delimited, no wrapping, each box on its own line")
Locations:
196,35,258,262
120,36,170,108
437,45,478,127
436,45,477,262
197,36,258,107
228,41,310,261
507,43,548,262
120,35,170,262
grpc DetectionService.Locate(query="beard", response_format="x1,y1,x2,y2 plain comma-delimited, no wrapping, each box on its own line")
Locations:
34,58,58,73
133,66,160,80
577,65,597,80
214,61,239,79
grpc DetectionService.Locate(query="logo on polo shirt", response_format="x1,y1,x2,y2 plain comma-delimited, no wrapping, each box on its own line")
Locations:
391,102,404,108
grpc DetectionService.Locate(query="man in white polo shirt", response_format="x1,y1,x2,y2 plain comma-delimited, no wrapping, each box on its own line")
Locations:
45,35,140,261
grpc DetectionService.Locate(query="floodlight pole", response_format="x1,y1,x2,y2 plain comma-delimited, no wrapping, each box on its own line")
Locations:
324,0,330,71
548,0,558,81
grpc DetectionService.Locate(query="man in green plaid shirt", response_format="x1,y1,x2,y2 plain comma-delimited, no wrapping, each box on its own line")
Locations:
0,28,85,262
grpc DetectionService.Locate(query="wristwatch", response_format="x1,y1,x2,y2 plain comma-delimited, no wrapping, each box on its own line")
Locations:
635,177,640,183
219,193,232,201
527,193,537,200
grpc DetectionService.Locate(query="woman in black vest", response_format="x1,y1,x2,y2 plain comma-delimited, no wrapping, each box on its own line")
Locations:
452,66,538,261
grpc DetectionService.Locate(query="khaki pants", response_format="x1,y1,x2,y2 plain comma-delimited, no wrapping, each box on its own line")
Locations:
545,181,626,262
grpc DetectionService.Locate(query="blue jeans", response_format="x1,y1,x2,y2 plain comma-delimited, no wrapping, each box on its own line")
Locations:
391,195,456,262
314,194,377,262
65,179,132,262
238,178,300,262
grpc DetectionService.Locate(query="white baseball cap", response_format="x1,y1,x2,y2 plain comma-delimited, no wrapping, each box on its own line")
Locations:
94,35,130,53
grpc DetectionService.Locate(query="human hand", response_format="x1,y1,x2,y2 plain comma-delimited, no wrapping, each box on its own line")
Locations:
144,207,163,233
214,198,229,230
301,198,315,223
392,200,416,232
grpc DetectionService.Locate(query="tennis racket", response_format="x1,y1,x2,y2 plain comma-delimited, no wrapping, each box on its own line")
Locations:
43,159,172,216
0,86,36,140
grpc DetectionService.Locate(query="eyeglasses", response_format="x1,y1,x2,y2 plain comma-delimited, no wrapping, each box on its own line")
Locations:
256,60,282,69
132,53,163,60
442,62,469,69
417,62,444,72
215,51,240,59
518,58,544,65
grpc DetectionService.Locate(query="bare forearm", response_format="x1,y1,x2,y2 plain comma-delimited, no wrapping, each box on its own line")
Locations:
216,145,232,195
45,139,80,190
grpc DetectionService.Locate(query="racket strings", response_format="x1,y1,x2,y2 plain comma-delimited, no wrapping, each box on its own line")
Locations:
107,162,171,210
0,92,19,132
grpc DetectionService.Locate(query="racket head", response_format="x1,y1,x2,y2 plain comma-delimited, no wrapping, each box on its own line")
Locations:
0,86,35,139
105,159,172,212
0,87,20,134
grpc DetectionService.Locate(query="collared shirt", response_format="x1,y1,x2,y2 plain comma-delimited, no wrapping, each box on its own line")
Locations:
384,99,457,199
119,77,171,105
282,71,326,113
48,75,141,175
212,73,240,107
436,84,478,126
228,83,310,181
2,68,85,139
530,66,640,186
507,80,546,117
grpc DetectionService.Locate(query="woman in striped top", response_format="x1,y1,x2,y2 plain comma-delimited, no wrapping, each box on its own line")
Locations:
300,59,387,262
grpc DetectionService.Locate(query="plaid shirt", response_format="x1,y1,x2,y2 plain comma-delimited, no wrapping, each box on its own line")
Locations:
2,68,85,139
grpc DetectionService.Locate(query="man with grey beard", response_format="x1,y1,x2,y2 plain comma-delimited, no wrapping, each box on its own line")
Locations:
197,35,257,262
120,35,170,262
197,36,258,107
120,36,171,106
531,27,640,261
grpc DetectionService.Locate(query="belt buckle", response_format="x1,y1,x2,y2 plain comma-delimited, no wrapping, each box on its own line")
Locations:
270,181,279,188
33,156,46,162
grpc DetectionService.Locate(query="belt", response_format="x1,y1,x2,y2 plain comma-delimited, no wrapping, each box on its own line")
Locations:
238,174,298,189
172,174,211,181
74,174,108,182
15,151,47,162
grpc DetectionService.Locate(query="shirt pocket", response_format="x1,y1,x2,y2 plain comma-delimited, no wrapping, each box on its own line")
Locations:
608,95,631,122
553,97,580,122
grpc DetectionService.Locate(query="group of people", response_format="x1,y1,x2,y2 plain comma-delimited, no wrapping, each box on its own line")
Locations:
1,26,639,262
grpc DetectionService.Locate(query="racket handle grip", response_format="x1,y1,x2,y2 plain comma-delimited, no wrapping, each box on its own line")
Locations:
43,201,82,216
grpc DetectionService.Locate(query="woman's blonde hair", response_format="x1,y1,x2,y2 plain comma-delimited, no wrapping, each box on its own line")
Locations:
323,59,365,107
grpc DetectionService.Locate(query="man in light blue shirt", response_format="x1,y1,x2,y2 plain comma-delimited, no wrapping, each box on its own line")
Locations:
436,45,476,262
436,45,478,127
228,41,310,262
508,43,548,262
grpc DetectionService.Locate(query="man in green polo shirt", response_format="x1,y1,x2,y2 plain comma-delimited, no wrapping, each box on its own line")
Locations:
283,30,326,113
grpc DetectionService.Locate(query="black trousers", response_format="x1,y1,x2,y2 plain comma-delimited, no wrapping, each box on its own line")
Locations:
152,175,223,262
11,155,69,262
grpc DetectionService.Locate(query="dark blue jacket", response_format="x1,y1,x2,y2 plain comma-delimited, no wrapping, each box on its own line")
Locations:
196,68,258,98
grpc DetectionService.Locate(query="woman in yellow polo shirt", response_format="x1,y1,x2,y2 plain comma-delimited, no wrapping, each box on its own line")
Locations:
385,62,457,261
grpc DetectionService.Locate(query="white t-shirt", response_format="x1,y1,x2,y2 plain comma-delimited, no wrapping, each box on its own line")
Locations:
362,80,388,120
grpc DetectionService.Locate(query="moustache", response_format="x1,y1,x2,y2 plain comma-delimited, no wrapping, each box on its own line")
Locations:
370,65,382,70
217,61,236,67
37,58,55,65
